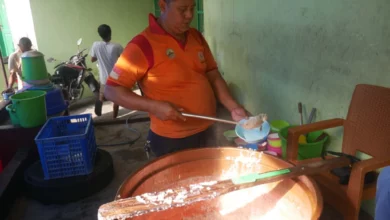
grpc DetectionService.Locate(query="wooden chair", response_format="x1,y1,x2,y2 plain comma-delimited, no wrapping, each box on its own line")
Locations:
285,84,390,220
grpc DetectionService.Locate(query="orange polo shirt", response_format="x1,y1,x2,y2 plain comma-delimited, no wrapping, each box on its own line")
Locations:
107,14,218,138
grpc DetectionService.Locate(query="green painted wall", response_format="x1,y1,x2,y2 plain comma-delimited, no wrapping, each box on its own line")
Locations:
0,64,8,92
29,0,153,97
204,0,390,217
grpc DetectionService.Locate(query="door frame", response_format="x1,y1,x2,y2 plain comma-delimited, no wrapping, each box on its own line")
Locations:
0,0,14,57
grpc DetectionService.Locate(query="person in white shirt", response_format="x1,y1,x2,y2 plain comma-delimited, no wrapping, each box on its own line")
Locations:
90,24,123,116
7,37,33,90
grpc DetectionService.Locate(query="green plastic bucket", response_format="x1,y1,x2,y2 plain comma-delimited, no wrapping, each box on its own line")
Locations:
6,104,20,125
279,125,328,160
270,120,290,133
21,51,48,82
10,91,47,128
223,130,238,142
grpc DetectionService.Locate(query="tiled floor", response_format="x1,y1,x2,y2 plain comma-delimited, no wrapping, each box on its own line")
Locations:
7,100,374,220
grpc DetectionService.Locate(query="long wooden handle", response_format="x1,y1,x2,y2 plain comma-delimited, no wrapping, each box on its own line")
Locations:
233,156,350,186
181,113,238,125
98,157,350,220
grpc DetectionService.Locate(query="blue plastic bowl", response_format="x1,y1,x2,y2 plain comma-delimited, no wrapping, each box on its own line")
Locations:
2,91,15,101
235,119,271,143
244,143,259,150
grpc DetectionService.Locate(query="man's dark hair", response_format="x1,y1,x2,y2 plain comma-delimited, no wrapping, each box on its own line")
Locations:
19,37,32,48
98,24,112,41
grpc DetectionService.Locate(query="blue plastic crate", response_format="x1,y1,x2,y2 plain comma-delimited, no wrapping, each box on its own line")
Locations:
35,113,97,180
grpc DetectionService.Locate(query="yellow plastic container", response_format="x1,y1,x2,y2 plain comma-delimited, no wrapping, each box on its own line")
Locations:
267,133,282,148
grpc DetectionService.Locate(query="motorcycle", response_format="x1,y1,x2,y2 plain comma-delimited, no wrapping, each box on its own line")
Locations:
47,38,101,114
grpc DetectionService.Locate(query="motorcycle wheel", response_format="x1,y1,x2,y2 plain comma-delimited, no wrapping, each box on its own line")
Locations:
69,81,84,100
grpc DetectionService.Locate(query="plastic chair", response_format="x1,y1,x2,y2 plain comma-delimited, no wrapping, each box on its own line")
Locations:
285,84,390,220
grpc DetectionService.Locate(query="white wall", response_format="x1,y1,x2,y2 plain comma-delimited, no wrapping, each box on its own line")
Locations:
4,0,38,50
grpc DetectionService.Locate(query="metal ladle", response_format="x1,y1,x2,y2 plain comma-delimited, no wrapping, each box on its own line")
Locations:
181,113,270,143
181,113,238,125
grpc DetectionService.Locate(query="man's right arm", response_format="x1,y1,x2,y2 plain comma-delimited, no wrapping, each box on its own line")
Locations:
104,85,155,112
90,42,97,63
8,54,16,72
8,54,18,76
116,44,124,58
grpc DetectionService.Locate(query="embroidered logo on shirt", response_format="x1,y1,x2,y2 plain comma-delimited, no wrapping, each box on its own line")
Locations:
109,71,119,80
198,51,205,63
166,49,175,59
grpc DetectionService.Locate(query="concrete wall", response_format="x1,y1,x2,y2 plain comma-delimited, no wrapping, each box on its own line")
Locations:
204,0,390,216
29,0,153,96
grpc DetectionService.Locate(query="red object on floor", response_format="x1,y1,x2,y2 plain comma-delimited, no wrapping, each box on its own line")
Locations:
0,160,3,173
0,126,41,168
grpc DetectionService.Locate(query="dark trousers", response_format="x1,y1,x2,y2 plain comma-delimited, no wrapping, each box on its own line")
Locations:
147,129,211,157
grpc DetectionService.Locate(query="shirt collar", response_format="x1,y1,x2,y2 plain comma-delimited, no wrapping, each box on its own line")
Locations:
149,13,167,35
148,13,189,49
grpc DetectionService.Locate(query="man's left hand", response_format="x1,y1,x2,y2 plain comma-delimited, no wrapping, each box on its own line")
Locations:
231,107,250,122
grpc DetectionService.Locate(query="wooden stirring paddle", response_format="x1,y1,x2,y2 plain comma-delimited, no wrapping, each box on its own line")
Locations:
98,156,350,220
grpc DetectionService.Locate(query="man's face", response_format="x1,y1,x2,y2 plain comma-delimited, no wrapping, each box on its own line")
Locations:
160,0,195,34
18,44,31,53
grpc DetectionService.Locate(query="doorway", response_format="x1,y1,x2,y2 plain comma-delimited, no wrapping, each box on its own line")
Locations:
0,0,14,57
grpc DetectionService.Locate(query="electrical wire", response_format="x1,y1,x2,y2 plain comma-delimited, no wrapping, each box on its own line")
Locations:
97,116,142,147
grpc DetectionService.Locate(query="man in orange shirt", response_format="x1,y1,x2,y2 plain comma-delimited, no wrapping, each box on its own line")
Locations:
105,0,248,156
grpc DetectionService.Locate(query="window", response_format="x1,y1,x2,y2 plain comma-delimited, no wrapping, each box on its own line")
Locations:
154,0,161,17
0,0,14,57
196,0,204,33
154,0,204,33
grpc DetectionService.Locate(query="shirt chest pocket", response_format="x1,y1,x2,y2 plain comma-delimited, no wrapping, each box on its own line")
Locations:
190,46,207,73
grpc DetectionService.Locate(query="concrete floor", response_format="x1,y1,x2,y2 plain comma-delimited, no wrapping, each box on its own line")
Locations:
6,99,373,220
